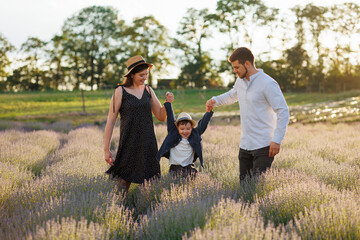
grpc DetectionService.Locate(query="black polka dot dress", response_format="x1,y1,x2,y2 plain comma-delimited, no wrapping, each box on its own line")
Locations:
106,85,160,184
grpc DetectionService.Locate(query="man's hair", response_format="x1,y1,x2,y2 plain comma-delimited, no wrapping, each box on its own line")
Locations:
177,120,194,127
228,47,255,66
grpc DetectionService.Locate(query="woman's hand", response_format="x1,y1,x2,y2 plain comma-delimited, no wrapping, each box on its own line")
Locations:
165,91,174,103
104,150,114,166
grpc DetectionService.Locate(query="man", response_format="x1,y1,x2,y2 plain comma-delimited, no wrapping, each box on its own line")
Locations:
206,47,289,182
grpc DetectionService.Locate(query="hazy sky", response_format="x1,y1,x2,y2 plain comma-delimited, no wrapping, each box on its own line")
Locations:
0,0,349,49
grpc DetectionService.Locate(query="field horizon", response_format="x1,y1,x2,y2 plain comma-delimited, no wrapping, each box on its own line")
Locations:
1,89,359,132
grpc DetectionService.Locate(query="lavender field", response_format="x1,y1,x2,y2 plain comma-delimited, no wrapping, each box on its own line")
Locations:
1,123,360,239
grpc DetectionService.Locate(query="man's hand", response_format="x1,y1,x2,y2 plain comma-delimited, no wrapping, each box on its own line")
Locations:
165,91,174,103
269,141,280,157
206,102,214,112
206,99,216,110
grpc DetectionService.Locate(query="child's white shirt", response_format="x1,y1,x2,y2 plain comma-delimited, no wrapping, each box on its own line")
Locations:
169,138,194,166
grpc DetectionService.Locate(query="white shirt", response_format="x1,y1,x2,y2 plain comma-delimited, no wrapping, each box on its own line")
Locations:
212,69,289,150
169,138,194,166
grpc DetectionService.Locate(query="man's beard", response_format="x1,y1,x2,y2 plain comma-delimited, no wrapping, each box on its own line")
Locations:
240,66,248,79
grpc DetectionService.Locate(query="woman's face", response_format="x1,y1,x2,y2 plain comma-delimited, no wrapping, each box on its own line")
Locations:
131,69,148,86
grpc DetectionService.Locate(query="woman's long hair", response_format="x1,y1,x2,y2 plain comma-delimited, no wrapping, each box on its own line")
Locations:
122,64,150,87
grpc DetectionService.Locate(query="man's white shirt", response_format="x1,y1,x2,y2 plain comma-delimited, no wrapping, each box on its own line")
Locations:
212,69,289,150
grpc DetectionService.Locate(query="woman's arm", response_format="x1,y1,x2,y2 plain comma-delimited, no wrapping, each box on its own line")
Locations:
104,87,123,166
149,86,167,122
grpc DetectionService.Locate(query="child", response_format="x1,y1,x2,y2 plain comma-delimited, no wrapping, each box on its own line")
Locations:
156,92,214,177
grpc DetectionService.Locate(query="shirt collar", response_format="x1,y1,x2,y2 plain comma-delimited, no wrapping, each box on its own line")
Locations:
249,69,263,82
241,69,263,87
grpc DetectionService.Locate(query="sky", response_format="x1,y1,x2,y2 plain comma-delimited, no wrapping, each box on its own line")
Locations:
0,0,349,49
0,0,354,82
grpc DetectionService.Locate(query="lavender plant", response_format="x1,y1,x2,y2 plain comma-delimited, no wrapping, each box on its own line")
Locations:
293,193,360,239
185,198,300,240
1,123,360,239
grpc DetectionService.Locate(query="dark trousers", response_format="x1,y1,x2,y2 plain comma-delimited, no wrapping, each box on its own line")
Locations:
169,164,198,178
239,146,274,182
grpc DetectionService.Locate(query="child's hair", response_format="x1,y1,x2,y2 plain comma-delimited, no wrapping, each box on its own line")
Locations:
177,120,194,127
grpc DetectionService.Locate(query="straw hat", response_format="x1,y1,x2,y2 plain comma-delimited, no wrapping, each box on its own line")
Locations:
124,55,153,77
175,112,196,127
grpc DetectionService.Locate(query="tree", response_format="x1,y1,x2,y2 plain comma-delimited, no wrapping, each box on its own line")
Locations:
18,37,47,91
300,4,328,92
213,0,278,48
0,33,15,91
61,6,121,90
124,16,171,86
45,34,67,90
212,0,279,84
326,3,360,92
284,43,310,91
175,8,217,88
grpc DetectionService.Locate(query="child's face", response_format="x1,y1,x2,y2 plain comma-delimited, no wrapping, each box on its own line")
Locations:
177,122,193,139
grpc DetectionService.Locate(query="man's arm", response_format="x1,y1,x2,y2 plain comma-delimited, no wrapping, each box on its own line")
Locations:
265,81,290,156
213,81,239,106
206,81,239,109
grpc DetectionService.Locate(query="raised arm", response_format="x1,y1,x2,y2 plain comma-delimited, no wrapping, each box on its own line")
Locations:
104,87,123,166
163,101,177,132
196,110,214,135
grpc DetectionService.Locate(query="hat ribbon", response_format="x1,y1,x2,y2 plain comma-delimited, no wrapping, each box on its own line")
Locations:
127,60,145,70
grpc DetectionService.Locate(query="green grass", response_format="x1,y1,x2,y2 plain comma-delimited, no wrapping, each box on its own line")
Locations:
0,90,111,125
284,90,360,106
0,89,236,125
1,89,359,126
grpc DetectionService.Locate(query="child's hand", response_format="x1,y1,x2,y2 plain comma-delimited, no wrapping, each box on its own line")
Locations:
206,103,214,112
165,92,174,103
206,99,215,112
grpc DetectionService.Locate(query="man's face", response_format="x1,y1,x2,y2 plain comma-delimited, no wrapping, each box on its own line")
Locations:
231,60,247,79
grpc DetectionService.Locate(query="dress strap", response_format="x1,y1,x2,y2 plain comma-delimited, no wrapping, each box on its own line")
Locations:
113,84,123,113
145,84,152,99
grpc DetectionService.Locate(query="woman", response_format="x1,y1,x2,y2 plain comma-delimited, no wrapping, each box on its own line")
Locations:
103,55,172,192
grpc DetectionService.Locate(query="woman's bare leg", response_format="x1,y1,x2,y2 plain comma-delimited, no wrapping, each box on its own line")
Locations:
117,178,131,193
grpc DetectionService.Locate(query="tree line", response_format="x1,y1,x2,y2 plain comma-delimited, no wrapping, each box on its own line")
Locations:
0,0,359,92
